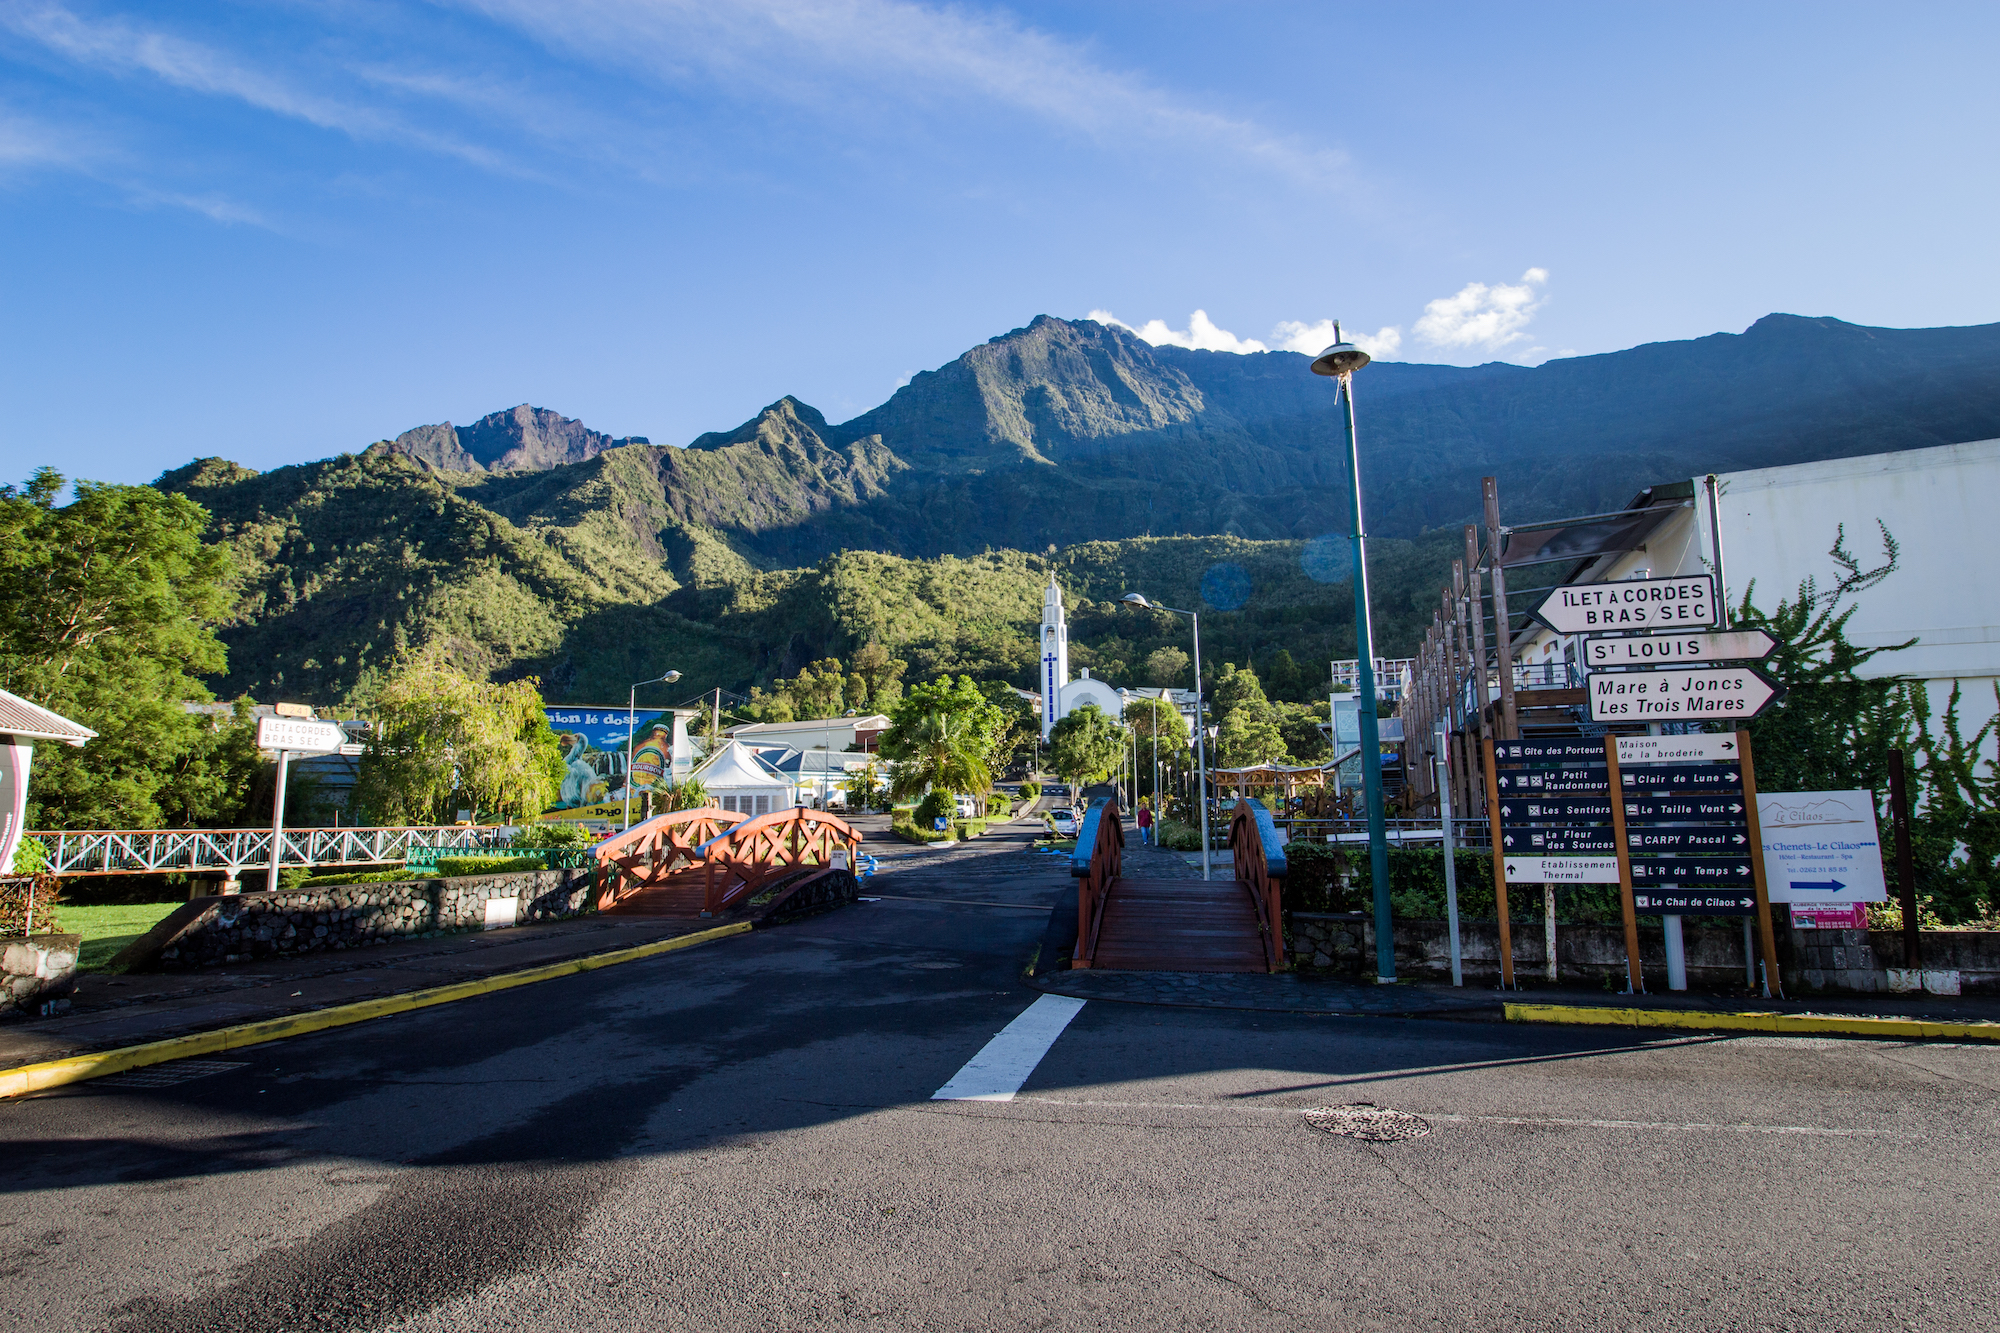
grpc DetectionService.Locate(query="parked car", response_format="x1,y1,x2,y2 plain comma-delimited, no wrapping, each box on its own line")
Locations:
954,794,978,819
1049,807,1079,836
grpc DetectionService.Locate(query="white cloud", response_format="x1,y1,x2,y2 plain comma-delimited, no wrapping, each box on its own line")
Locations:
1092,310,1403,359
1270,319,1402,359
1089,309,1268,354
1412,267,1549,354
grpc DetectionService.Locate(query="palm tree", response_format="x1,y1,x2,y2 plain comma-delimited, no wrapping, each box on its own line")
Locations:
887,708,991,805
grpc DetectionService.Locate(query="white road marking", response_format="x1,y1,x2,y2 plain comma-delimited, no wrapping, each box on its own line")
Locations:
932,995,1087,1101
1003,1097,1915,1138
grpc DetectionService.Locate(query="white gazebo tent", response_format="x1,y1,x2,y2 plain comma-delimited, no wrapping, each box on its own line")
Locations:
0,687,97,875
691,740,795,819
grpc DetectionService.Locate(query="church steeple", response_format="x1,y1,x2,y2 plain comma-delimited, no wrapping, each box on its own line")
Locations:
1039,575,1069,741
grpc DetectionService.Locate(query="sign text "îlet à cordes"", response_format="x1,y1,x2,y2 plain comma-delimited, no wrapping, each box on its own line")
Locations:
1531,574,1716,634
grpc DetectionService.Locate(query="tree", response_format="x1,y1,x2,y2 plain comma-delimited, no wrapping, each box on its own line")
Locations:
979,681,1041,772
1143,646,1191,688
0,469,265,829
1050,703,1128,790
1275,700,1331,763
1211,663,1287,767
879,675,1004,801
354,656,562,823
849,641,907,712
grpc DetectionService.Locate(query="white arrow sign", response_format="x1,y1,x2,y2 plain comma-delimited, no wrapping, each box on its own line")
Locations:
1532,574,1717,635
1583,629,1777,668
1589,666,1782,722
1615,734,1739,765
1503,856,1621,884
256,716,347,754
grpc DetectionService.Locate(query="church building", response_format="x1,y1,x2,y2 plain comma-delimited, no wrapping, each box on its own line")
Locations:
1038,576,1124,740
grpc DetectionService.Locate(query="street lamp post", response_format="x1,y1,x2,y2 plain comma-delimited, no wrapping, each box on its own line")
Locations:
624,670,683,831
1121,593,1211,880
1311,325,1395,983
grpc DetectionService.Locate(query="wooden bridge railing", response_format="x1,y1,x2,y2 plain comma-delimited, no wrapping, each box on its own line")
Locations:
694,806,862,916
1069,795,1123,968
590,808,747,910
592,805,862,916
1230,798,1289,972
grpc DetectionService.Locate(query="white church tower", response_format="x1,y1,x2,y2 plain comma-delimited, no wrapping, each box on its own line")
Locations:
1039,575,1069,742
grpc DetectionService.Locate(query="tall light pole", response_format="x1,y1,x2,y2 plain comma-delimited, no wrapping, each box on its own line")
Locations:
1312,325,1394,983
624,670,682,830
1121,593,1211,880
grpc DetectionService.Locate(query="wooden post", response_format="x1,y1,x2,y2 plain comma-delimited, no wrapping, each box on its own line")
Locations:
1482,478,1520,741
1463,525,1491,748
1605,734,1644,993
1889,748,1921,967
1483,736,1514,988
1737,728,1784,999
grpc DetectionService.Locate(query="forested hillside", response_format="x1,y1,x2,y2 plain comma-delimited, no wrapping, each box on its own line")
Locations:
154,309,2000,708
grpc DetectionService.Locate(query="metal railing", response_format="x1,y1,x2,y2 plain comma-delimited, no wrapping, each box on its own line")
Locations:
24,825,515,877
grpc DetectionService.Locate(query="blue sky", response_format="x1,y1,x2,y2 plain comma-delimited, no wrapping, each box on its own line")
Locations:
2,1,1996,485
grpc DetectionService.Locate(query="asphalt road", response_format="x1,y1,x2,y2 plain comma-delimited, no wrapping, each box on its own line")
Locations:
5,824,1997,1331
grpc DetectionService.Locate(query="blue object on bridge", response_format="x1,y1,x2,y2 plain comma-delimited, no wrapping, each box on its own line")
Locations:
1070,797,1111,878
1244,801,1288,879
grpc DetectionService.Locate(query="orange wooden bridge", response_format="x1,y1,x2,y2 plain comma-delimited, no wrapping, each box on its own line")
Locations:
1070,797,1288,973
588,806,862,920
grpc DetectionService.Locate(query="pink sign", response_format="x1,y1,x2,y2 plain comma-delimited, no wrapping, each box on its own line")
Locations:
1789,903,1869,929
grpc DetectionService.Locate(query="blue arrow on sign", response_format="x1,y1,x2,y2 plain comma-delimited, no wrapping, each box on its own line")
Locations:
1789,879,1847,892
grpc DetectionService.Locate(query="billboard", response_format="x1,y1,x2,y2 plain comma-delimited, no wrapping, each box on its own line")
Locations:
544,707,694,814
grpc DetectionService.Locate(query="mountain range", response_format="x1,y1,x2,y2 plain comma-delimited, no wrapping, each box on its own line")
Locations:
157,312,2000,706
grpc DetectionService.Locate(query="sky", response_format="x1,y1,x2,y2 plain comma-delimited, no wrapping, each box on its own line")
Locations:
2,1,1996,485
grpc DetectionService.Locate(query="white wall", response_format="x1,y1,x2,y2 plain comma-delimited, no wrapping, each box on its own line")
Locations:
1696,438,2000,737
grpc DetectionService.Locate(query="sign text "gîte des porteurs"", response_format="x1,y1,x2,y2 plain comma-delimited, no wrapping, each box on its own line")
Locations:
1532,574,1716,634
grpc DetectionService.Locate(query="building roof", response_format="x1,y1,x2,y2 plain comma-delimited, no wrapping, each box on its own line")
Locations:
0,688,97,747
725,715,892,740
690,739,793,791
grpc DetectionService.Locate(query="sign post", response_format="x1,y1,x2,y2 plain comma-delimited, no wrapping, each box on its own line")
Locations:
255,716,346,894
1482,738,1514,989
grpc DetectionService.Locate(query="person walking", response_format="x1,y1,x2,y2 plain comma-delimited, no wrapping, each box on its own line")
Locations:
1136,801,1154,846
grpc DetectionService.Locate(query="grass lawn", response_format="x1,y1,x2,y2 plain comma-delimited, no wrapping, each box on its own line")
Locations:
55,901,183,972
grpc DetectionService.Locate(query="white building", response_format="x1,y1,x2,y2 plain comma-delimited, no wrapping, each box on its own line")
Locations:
1513,437,2000,738
724,714,891,754
1037,576,1124,739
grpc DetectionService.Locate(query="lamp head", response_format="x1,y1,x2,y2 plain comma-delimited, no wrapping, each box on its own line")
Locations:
1309,319,1371,377
662,670,682,684
1120,592,1153,609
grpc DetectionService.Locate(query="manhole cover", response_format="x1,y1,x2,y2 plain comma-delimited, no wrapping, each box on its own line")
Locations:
1301,1103,1431,1142
93,1060,250,1090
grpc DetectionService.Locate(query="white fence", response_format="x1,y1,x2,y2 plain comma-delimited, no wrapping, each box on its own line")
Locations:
23,825,514,877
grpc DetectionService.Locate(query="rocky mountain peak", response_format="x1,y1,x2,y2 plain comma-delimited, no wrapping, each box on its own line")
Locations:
367,404,650,474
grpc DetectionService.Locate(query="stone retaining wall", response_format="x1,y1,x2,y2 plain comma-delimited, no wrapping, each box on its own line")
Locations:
0,932,81,1014
114,868,595,971
1287,913,2000,994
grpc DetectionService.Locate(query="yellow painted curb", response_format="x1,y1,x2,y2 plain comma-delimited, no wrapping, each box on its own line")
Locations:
0,920,752,1100
1505,1001,2000,1043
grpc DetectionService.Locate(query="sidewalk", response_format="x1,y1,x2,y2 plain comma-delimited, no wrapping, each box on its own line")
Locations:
0,914,723,1069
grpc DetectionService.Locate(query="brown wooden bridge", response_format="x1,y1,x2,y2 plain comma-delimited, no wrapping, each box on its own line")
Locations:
588,805,862,920
1070,797,1288,973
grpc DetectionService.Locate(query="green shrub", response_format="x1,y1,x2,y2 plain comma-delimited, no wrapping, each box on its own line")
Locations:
892,818,951,844
1019,781,1041,802
301,868,417,889
8,839,47,876
952,818,989,841
913,791,954,828
1156,818,1207,852
511,823,595,850
435,854,552,878
1280,842,1614,926
985,795,1013,817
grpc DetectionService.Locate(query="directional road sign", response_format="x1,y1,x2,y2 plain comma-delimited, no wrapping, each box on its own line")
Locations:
1499,797,1617,823
1503,856,1620,884
1588,665,1782,722
1615,734,1738,766
1496,766,1609,795
1623,795,1747,823
255,716,347,754
1531,574,1716,635
1626,826,1751,854
1618,764,1743,793
1502,827,1615,855
1493,739,1608,764
1582,628,1778,668
1631,888,1757,915
1629,855,1756,887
